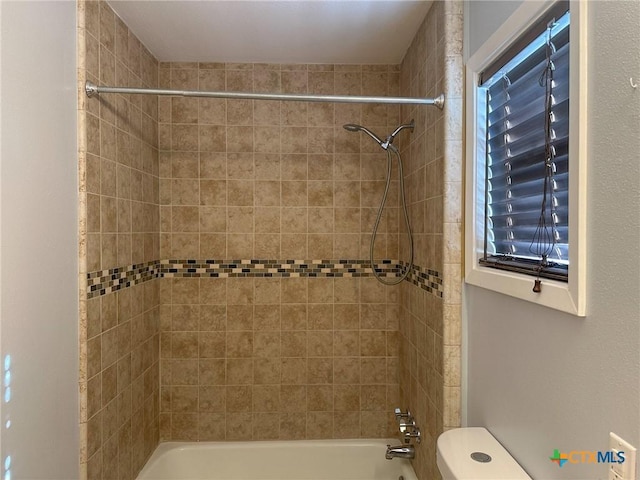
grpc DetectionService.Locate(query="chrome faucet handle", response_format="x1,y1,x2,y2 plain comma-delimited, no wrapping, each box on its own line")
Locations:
403,426,421,444
394,408,412,421
398,417,416,433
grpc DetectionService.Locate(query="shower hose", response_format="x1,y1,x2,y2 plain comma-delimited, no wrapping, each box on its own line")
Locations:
370,146,413,286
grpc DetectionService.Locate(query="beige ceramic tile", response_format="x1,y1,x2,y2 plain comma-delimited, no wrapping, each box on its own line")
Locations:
80,3,466,458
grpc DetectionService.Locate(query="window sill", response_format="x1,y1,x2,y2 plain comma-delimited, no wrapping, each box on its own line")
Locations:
465,263,585,316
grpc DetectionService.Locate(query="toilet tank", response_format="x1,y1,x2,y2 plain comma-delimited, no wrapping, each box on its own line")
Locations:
436,427,532,480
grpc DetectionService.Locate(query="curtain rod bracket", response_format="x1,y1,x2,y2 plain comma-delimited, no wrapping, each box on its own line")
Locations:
433,93,445,110
84,80,445,109
85,81,98,98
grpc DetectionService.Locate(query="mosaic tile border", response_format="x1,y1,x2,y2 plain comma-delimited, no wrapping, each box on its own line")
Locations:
86,259,442,299
158,259,399,278
406,263,444,298
87,260,158,298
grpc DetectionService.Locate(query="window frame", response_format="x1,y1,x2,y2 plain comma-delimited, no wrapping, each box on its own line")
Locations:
464,0,587,316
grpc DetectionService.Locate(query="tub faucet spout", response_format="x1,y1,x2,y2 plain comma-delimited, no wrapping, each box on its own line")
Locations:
385,444,415,460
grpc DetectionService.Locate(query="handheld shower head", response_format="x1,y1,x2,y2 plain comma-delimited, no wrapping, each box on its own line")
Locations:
343,121,415,152
342,123,384,146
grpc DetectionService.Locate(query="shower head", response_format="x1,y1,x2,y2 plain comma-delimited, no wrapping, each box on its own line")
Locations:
343,120,415,152
389,119,415,139
342,123,385,147
380,119,415,151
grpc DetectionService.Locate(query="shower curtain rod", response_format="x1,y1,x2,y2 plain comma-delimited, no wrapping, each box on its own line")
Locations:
85,81,445,109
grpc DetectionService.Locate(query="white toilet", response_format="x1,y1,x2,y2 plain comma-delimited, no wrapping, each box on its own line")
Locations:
437,427,532,479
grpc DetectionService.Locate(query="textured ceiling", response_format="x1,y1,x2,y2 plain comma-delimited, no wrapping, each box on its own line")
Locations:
108,1,432,64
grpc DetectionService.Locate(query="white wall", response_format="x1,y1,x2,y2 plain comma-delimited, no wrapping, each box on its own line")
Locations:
464,0,523,61
0,1,79,478
464,1,640,479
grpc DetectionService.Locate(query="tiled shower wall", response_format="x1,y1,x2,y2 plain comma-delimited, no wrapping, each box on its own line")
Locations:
157,62,403,261
76,1,461,477
157,62,404,440
398,2,464,479
78,1,161,478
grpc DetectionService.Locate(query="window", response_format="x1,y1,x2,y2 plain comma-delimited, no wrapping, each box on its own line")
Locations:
481,6,569,281
465,1,587,316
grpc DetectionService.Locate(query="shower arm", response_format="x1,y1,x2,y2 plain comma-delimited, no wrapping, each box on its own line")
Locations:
85,81,445,109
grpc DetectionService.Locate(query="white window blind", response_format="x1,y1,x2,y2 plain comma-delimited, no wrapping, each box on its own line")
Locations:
479,4,570,281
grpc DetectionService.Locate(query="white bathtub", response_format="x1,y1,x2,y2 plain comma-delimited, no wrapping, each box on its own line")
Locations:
137,439,418,480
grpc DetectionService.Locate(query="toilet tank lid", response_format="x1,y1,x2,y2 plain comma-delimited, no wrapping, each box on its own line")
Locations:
437,428,532,480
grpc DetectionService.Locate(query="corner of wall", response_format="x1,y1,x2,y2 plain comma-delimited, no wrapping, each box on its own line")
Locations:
398,1,464,478
77,1,161,478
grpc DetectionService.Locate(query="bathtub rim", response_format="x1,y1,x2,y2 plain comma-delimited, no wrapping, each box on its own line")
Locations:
137,437,414,480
